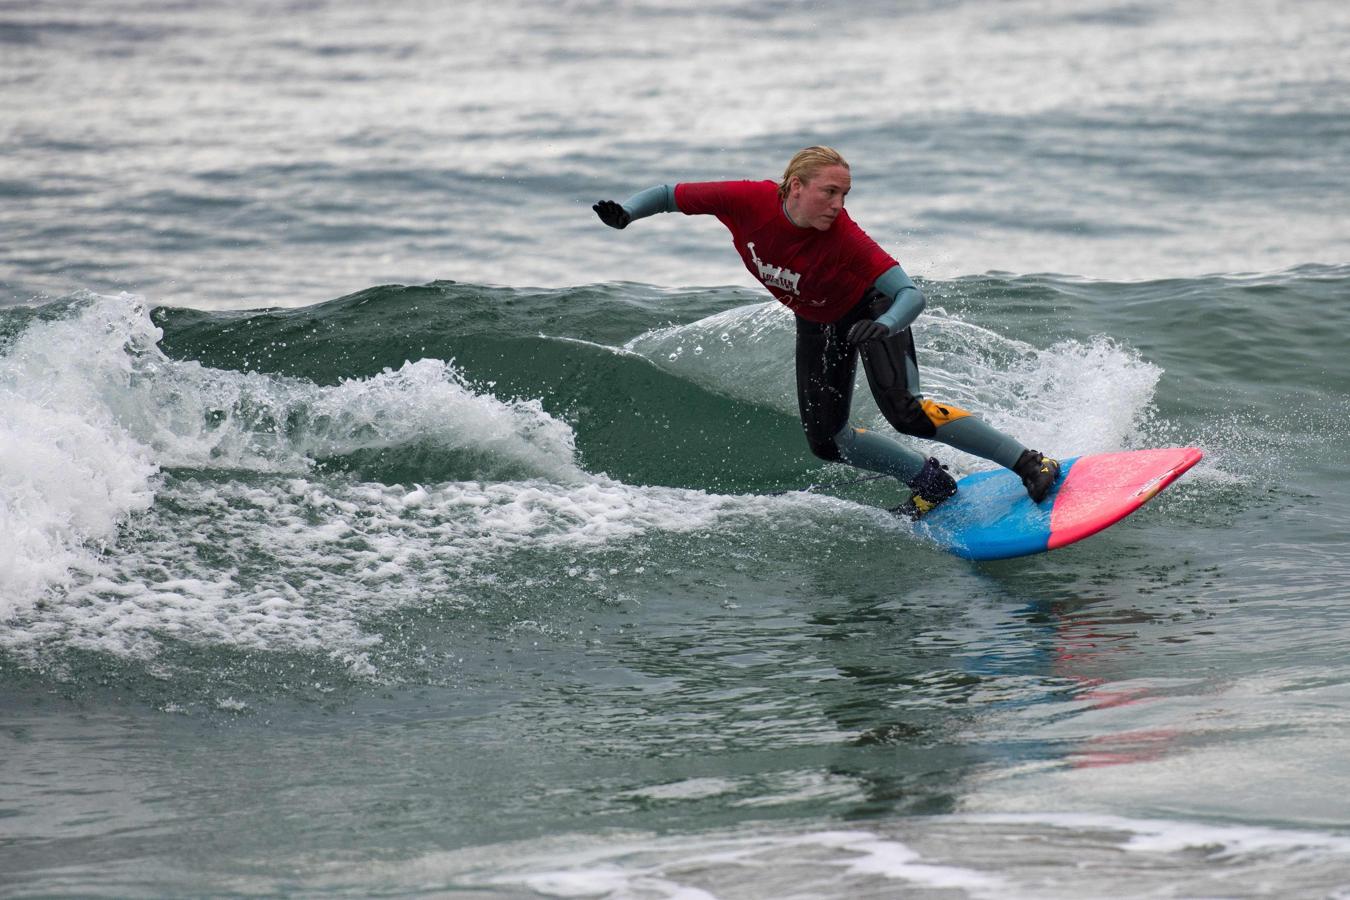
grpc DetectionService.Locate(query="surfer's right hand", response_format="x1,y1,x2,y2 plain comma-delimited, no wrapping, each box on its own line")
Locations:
593,200,631,230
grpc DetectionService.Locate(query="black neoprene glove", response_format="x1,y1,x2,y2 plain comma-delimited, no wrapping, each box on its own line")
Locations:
847,320,889,345
593,200,631,230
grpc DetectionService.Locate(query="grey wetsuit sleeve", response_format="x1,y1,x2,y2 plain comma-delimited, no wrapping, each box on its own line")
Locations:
621,184,679,221
872,264,926,333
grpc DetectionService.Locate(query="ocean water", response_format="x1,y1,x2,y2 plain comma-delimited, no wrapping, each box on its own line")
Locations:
3,1,1350,897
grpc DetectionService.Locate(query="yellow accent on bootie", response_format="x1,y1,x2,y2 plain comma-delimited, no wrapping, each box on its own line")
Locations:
910,495,938,515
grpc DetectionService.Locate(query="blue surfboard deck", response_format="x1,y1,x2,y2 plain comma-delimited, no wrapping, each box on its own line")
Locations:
912,447,1204,561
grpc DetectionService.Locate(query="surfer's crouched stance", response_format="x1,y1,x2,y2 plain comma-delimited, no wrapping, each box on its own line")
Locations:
594,146,1059,517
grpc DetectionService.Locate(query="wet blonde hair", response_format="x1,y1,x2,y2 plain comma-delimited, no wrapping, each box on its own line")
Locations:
777,146,850,200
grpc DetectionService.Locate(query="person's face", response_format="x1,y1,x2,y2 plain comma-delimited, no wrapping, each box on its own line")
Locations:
785,164,850,231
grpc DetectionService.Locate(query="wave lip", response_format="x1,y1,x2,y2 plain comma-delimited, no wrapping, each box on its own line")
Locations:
144,354,586,481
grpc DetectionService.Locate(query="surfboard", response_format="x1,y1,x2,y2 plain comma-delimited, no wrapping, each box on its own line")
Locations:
912,447,1204,561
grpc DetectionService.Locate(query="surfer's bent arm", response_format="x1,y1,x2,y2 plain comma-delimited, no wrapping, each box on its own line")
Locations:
871,264,925,333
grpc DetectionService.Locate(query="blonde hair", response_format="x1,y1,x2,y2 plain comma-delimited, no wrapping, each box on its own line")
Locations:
777,146,850,200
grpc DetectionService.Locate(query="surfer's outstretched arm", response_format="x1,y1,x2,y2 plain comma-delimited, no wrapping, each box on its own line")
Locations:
593,185,679,230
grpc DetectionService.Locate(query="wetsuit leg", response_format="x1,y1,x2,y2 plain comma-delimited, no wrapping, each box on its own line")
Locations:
794,315,855,462
857,317,938,439
795,312,928,481
933,414,1026,470
857,291,1027,470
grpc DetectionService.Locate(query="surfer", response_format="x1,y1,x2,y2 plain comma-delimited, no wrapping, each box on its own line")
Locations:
593,146,1058,517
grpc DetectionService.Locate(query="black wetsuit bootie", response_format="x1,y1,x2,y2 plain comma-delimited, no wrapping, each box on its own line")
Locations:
1013,449,1061,503
895,457,958,519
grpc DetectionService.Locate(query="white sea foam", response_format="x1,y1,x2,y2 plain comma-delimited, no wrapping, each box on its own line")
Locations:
319,813,1350,899
15,472,842,669
338,827,1008,898
0,296,160,614
964,812,1350,859
616,777,741,803
0,294,564,612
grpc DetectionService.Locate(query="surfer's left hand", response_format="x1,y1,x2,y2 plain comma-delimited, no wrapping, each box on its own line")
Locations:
847,320,889,344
